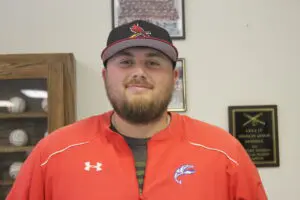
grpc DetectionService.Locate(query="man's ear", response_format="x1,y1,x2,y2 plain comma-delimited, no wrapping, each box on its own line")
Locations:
102,68,106,81
173,69,179,84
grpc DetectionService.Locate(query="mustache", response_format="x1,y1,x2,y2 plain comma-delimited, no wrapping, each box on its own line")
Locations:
124,78,154,89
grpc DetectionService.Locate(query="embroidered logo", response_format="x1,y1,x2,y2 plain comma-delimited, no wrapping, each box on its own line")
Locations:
174,164,196,184
84,161,102,172
129,23,151,38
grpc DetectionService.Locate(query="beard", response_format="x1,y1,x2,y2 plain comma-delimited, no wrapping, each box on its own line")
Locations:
105,77,174,124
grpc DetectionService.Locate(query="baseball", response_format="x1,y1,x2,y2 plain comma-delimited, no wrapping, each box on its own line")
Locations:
41,98,48,112
44,131,48,137
7,97,26,113
9,162,23,179
9,129,29,146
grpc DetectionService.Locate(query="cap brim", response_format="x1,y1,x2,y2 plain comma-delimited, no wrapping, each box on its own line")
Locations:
101,38,178,62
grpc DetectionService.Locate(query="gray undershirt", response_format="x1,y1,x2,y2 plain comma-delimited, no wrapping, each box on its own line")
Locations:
110,123,148,193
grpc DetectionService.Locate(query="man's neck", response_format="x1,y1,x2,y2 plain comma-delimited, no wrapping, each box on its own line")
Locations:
111,112,170,139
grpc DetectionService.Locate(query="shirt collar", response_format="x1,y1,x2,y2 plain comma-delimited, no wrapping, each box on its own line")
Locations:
101,110,184,143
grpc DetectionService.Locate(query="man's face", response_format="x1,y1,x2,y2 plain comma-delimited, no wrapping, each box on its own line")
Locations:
103,47,178,124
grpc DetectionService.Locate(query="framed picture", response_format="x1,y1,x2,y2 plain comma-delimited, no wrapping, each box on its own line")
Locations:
168,58,187,112
228,105,280,167
112,0,186,39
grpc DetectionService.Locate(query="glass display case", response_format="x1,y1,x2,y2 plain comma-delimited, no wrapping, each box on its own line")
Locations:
0,53,76,198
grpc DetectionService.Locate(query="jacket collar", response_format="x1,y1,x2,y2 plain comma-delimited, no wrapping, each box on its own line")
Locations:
100,110,184,143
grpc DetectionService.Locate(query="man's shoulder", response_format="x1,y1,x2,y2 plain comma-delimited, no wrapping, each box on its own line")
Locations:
176,114,241,157
35,111,112,155
176,114,232,137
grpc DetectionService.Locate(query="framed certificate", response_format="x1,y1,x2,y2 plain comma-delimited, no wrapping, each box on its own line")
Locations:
228,105,280,167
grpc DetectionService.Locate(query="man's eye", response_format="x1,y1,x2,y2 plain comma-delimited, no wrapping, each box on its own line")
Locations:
120,60,133,65
147,61,160,67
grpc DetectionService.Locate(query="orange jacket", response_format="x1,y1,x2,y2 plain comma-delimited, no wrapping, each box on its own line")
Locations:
7,111,268,200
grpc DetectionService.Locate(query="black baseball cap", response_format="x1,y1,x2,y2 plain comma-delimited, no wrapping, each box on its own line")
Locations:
101,20,178,66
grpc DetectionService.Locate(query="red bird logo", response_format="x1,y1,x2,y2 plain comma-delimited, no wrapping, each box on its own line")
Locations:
129,23,151,38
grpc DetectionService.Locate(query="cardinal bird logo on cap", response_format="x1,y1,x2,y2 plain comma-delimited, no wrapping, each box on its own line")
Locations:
129,23,151,38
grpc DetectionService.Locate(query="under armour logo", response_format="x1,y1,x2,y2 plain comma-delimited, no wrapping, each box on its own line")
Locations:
84,162,102,171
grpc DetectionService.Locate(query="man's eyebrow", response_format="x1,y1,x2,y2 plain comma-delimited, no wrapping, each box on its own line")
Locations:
113,51,134,58
145,52,168,60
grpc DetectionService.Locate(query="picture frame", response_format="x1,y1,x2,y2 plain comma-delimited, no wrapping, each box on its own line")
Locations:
168,58,187,112
228,105,280,167
111,0,186,39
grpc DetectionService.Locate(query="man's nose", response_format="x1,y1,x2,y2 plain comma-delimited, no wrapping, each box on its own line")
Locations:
131,62,147,79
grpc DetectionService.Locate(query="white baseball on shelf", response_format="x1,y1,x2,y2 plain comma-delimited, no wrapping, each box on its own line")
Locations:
7,96,26,113
9,162,23,179
41,98,48,112
9,129,29,146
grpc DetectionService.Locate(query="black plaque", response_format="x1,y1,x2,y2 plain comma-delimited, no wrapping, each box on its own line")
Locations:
228,105,279,167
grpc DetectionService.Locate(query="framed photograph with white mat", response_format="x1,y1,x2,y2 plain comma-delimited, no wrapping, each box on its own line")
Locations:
112,0,186,39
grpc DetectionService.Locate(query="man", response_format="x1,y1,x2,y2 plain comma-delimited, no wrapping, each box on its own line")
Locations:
7,20,268,200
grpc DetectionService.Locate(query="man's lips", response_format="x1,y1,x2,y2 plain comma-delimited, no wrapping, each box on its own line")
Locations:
126,84,153,89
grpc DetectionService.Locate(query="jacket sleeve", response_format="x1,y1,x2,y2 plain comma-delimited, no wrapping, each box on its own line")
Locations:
6,142,45,200
229,142,268,200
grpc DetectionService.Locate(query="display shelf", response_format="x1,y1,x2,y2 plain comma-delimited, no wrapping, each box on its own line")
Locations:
0,146,33,153
0,112,47,119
